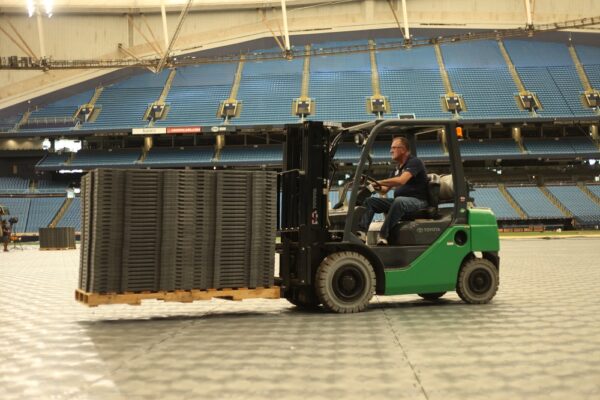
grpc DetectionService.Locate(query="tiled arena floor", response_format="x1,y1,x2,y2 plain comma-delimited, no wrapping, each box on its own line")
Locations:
1,237,599,400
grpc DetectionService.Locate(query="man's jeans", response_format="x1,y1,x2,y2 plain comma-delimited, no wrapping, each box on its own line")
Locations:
358,196,428,239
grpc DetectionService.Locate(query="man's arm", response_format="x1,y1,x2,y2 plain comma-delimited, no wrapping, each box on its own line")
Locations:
377,171,413,189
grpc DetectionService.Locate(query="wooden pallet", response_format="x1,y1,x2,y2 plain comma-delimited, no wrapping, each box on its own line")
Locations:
40,247,77,251
75,286,281,307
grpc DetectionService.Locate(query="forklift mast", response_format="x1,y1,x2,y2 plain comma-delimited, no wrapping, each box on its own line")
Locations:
279,122,331,289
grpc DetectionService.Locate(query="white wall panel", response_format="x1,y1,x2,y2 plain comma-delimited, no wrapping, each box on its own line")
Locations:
1,0,599,108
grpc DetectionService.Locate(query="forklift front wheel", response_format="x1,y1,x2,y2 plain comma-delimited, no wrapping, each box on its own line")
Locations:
316,251,375,313
456,258,499,304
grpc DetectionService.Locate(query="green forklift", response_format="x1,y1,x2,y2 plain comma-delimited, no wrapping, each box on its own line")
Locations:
278,119,500,313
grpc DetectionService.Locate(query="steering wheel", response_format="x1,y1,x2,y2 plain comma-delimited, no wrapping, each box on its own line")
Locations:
361,174,382,191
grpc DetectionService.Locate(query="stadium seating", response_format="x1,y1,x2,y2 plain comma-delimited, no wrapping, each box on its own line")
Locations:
142,147,214,167
35,180,69,193
584,64,600,92
308,48,374,122
415,141,447,159
0,177,30,194
233,58,303,125
24,197,65,233
334,143,362,163
69,149,141,168
377,46,451,119
57,197,81,231
546,185,600,225
82,71,170,130
36,153,71,170
217,145,283,166
442,41,527,119
22,90,94,130
523,137,600,155
547,66,597,117
459,139,521,158
0,114,22,132
506,186,565,218
587,184,600,199
155,64,237,127
471,187,521,220
0,197,31,233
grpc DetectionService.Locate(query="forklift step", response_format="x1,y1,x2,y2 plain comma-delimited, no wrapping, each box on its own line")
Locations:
74,286,281,307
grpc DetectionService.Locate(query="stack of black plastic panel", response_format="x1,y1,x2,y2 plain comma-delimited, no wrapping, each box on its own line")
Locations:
86,170,125,293
79,169,276,293
39,227,76,249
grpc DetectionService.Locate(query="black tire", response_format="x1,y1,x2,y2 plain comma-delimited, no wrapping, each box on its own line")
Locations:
285,286,321,310
456,258,499,304
418,292,446,301
315,251,375,313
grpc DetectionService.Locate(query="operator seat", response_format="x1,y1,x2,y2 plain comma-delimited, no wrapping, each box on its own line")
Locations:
388,174,454,246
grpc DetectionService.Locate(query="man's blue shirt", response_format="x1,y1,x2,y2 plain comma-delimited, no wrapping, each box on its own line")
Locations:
392,155,428,201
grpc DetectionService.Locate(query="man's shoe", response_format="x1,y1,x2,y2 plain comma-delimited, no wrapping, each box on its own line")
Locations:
377,238,388,246
356,231,367,243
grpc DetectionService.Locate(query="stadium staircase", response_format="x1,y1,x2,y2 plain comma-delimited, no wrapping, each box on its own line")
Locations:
145,69,177,126
577,183,600,207
539,186,573,218
50,198,72,228
568,43,596,94
497,39,540,114
368,40,386,116
16,110,31,129
83,87,104,122
434,43,464,115
498,184,527,219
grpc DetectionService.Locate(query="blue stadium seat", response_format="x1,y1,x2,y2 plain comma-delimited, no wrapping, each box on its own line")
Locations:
546,185,600,225
506,186,564,218
70,149,141,168
547,66,596,117
216,145,283,166
233,58,303,125
334,143,361,163
504,40,574,67
587,184,600,199
523,137,598,156
0,197,31,233
442,41,507,69
25,197,65,233
0,177,30,194
308,51,373,123
36,153,71,170
471,187,520,220
25,90,94,125
459,140,521,158
142,147,214,167
0,114,21,132
35,180,69,194
155,64,237,127
81,71,170,130
57,197,81,231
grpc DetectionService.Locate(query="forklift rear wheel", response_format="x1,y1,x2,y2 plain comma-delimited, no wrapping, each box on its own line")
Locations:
418,292,446,301
286,286,321,310
456,258,499,304
316,251,375,313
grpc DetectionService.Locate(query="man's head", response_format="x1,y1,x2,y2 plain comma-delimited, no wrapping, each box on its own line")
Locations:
390,136,410,163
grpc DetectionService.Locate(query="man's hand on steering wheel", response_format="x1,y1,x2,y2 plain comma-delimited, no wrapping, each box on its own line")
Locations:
361,174,382,191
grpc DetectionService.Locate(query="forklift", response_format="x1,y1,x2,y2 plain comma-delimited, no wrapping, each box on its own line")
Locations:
278,119,500,313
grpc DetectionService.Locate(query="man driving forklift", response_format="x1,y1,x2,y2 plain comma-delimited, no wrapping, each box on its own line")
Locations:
357,136,428,245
